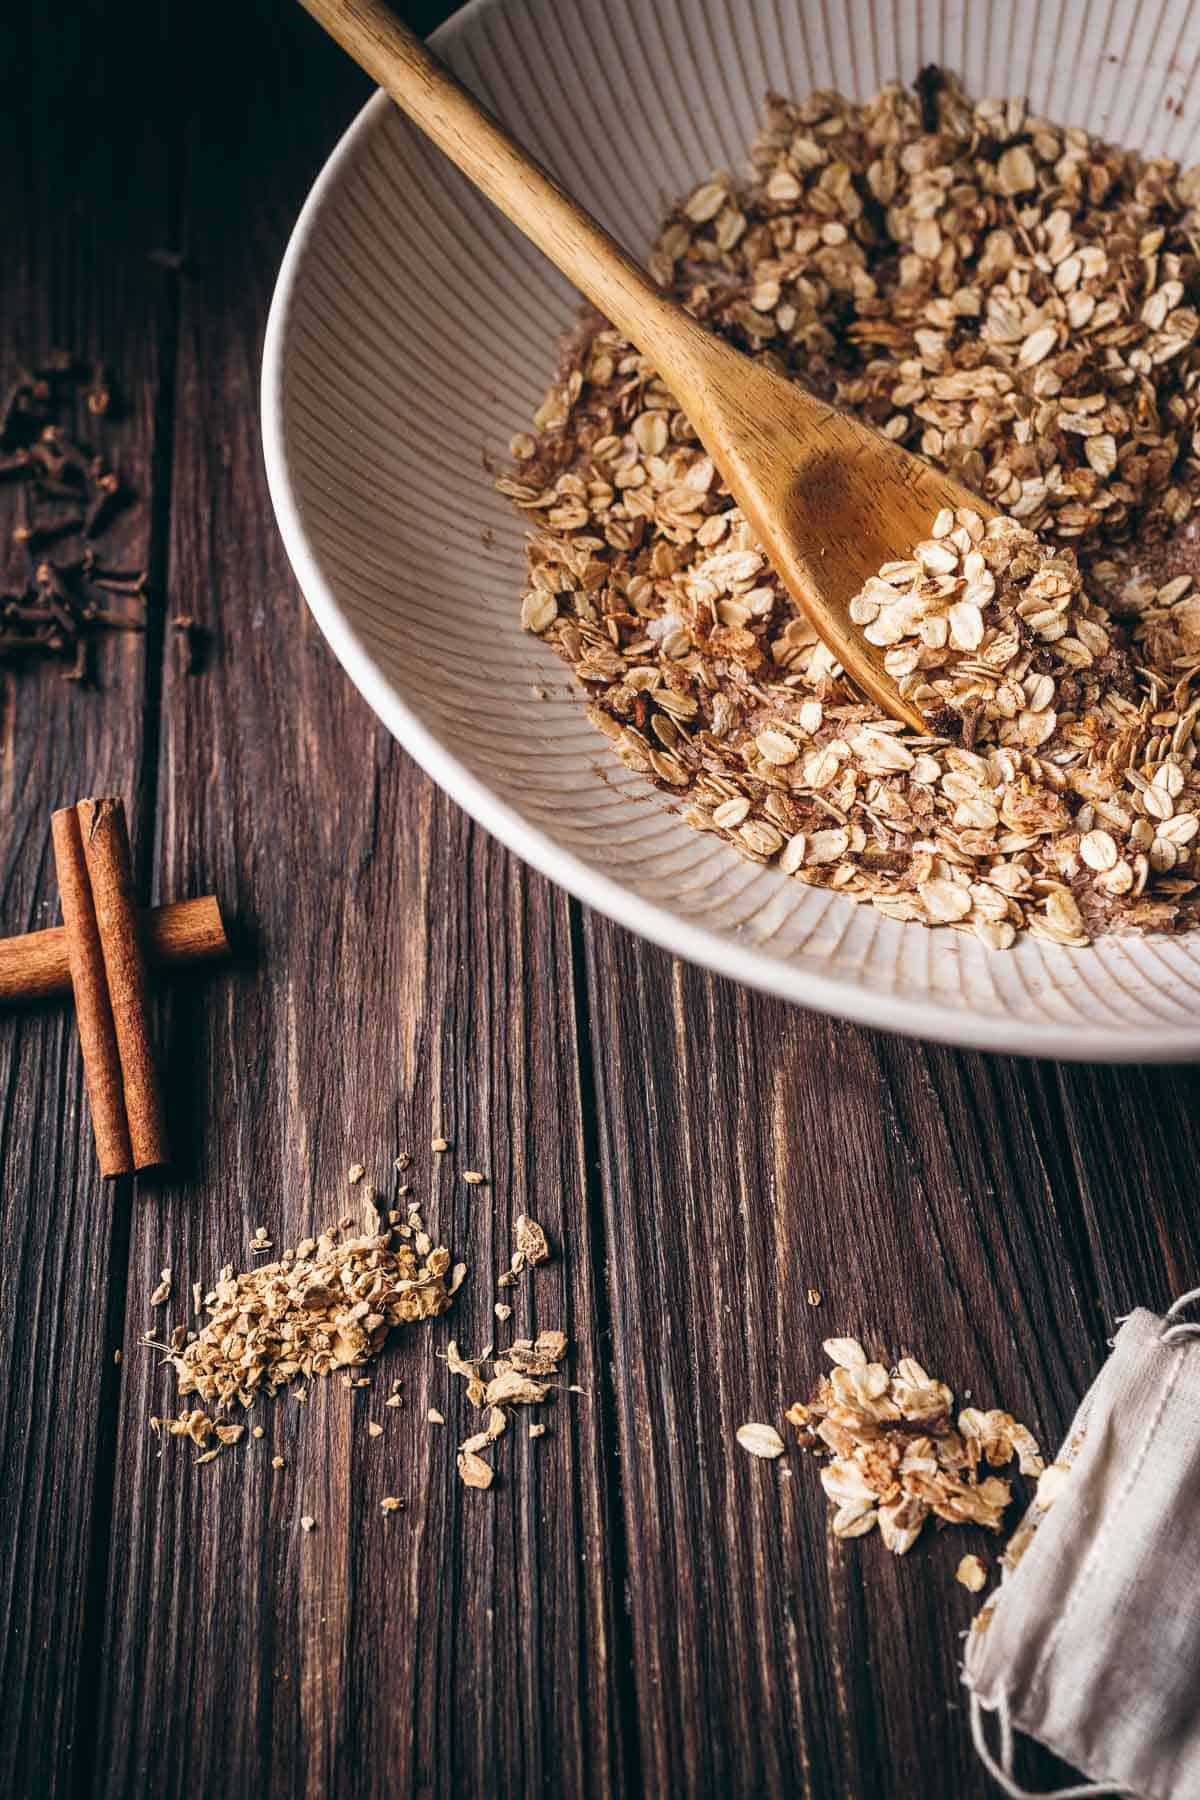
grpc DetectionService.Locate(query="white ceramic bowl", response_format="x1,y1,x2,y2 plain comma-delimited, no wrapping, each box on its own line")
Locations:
263,0,1200,1062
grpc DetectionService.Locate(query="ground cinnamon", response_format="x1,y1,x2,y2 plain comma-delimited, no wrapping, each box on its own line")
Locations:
51,805,133,1176
0,894,228,1003
77,797,168,1170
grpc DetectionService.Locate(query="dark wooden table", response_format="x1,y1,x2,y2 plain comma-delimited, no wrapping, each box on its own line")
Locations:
4,4,1199,1796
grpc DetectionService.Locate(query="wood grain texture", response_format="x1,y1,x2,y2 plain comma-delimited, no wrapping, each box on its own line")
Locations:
7,3,1200,1798
0,2,170,1792
581,914,1200,1799
90,5,627,1797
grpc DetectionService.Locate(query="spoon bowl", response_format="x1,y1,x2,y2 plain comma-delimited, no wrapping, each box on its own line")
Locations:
671,334,996,727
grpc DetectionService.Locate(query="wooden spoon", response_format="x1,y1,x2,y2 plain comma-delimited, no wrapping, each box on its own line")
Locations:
298,0,996,730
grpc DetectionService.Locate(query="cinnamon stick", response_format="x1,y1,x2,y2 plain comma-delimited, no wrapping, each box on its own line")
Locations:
0,895,228,1004
51,805,133,1177
77,797,169,1170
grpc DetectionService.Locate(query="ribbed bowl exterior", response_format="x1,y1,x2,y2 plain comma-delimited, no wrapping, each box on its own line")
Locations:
263,0,1200,1061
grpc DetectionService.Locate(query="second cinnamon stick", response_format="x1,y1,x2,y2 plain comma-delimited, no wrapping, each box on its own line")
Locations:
77,797,169,1170
51,806,133,1177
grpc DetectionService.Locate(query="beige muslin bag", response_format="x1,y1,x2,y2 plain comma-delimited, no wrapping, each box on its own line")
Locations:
962,1296,1200,1799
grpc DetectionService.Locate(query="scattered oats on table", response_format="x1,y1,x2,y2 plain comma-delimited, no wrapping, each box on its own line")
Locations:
735,1422,787,1460
957,1552,988,1592
777,1336,1043,1556
502,68,1200,949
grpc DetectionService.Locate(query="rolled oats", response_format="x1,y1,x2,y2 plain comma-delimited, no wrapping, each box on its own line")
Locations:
505,71,1200,947
735,1422,787,1459
776,1338,1042,1557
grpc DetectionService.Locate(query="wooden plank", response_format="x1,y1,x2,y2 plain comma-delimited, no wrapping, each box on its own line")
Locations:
0,3,170,1793
582,919,1200,1798
93,4,629,1795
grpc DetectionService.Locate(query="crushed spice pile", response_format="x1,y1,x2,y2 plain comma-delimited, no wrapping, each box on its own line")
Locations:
504,70,1200,945
145,1197,463,1463
444,1210,568,1490
739,1335,1043,1567
446,1328,569,1490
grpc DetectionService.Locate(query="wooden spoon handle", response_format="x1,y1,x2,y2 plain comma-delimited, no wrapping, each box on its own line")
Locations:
297,0,708,371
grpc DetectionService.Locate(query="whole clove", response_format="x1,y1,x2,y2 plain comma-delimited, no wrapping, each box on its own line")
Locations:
84,473,126,538
13,518,84,551
85,362,114,417
35,427,90,481
90,567,147,597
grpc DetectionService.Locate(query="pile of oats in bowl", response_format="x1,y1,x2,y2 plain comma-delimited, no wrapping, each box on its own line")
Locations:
502,69,1200,947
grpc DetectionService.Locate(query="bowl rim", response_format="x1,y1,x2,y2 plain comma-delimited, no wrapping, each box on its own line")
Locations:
261,4,1200,1065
